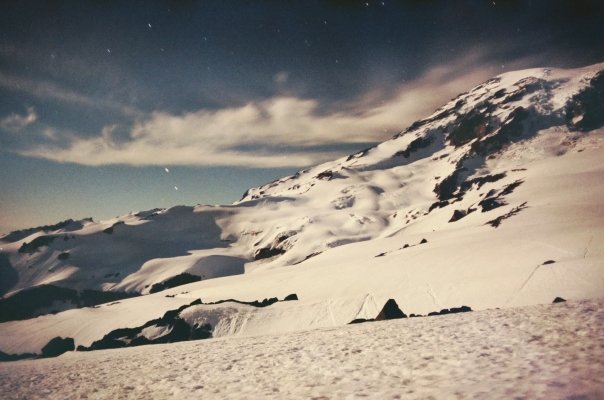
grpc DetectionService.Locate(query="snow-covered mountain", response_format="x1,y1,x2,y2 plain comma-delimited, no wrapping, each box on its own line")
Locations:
1,63,603,356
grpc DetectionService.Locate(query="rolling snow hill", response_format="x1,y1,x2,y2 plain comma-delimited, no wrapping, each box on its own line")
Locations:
1,62,603,356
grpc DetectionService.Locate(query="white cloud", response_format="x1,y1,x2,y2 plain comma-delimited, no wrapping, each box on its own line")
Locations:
19,55,500,168
0,107,37,132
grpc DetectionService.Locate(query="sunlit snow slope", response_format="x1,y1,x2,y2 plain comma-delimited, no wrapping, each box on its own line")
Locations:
1,63,603,354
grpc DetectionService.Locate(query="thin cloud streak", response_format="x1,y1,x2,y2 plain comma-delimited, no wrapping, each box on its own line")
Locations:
0,107,37,132
19,55,503,168
0,71,142,118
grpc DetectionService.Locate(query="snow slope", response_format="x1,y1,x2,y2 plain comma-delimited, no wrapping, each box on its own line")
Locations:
1,63,603,354
0,298,602,399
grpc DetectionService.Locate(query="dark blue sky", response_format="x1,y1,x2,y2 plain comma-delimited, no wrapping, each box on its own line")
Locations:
1,0,603,233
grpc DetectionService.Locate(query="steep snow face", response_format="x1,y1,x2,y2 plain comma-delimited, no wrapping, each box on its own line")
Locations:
1,64,603,352
232,63,604,269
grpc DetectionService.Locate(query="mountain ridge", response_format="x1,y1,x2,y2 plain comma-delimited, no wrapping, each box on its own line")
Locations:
1,62,603,354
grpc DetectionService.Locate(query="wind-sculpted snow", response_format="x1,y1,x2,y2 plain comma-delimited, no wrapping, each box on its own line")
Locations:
0,299,602,399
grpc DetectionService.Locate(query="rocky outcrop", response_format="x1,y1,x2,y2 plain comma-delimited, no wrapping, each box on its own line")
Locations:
375,299,407,320
553,297,566,303
41,337,75,358
78,294,299,352
254,247,286,260
566,71,604,131
149,272,202,294
350,301,471,324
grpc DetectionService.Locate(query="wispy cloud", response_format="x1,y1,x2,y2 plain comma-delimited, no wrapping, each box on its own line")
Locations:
0,107,37,132
18,54,503,168
0,71,142,118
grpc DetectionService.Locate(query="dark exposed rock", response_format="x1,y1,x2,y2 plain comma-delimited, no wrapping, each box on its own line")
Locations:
79,289,138,308
57,252,70,261
479,197,507,212
459,173,507,192
315,170,333,180
276,232,296,243
447,109,492,147
542,260,556,265
149,273,202,294
294,251,322,265
425,306,473,317
566,71,604,131
345,147,371,161
41,337,75,358
434,169,462,201
349,318,370,324
254,247,286,260
375,252,386,257
393,135,433,158
553,297,566,303
0,350,38,362
503,77,546,103
449,306,472,313
449,209,468,223
349,301,473,324
18,235,57,254
419,238,428,244
471,107,529,156
203,295,291,308
375,299,407,320
500,180,524,196
81,293,294,352
191,323,213,340
85,310,198,351
486,202,528,228
429,200,449,211
477,180,524,212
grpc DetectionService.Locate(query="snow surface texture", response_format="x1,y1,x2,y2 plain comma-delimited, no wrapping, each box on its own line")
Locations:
1,63,604,355
0,298,602,399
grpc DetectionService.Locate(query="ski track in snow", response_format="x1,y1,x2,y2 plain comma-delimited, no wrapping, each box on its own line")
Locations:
0,298,602,400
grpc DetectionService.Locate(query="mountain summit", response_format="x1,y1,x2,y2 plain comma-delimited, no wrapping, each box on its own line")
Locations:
1,63,603,355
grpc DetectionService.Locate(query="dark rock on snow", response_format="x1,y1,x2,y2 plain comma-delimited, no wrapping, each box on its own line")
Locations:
41,337,75,358
254,247,286,260
375,299,407,320
149,272,202,294
553,297,566,303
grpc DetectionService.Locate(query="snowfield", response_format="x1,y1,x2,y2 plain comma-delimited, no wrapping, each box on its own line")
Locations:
0,62,603,397
1,298,602,399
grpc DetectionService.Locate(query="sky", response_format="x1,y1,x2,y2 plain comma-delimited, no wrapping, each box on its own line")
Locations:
1,0,603,234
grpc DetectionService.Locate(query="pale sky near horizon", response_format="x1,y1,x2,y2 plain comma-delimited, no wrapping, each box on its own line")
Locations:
1,0,603,234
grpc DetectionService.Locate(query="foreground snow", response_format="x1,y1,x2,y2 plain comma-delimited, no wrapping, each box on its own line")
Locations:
1,298,602,399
